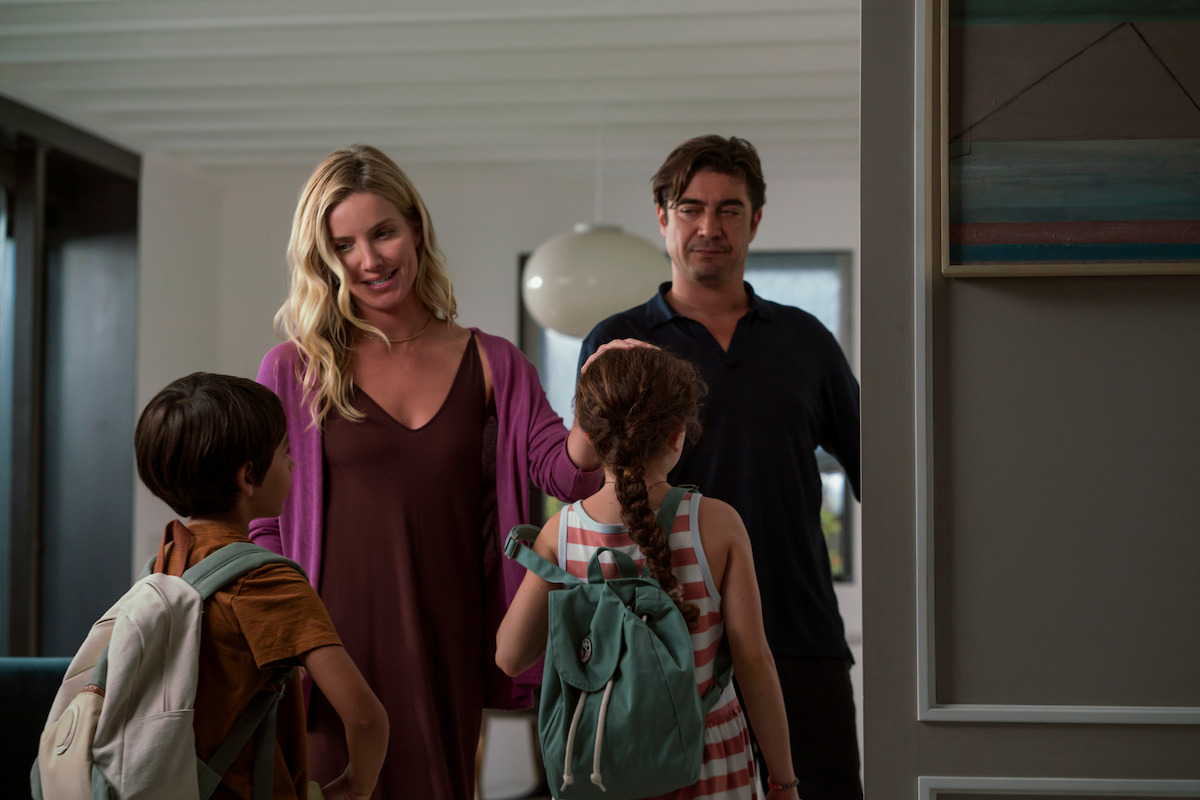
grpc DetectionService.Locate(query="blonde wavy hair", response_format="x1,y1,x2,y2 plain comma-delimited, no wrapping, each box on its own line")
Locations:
275,144,458,425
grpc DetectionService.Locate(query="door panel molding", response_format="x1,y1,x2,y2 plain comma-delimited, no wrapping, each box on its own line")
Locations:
911,0,1200,728
919,776,1200,797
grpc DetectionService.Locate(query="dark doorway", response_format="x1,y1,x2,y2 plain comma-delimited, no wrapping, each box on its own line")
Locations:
2,96,140,656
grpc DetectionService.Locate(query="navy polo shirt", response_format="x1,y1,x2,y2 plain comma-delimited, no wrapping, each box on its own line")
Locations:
579,282,861,659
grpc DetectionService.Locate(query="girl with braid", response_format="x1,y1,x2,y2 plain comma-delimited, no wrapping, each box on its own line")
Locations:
497,346,800,800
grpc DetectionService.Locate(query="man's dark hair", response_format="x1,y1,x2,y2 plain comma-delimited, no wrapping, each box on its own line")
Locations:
651,135,766,214
135,372,286,518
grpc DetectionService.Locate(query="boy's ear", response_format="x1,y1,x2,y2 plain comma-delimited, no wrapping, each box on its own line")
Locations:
235,462,257,497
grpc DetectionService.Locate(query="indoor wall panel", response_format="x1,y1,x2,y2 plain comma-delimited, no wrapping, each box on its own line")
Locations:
931,277,1200,710
861,0,1200,793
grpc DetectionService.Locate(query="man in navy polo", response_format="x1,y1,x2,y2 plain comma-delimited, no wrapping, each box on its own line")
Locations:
578,135,862,799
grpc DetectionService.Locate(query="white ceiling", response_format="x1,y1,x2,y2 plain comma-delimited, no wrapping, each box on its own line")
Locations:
0,0,860,178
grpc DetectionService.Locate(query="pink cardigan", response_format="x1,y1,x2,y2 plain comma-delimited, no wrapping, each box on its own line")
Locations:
249,328,601,708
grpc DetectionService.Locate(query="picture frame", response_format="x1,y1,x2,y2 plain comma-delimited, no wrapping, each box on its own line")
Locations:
924,0,1200,277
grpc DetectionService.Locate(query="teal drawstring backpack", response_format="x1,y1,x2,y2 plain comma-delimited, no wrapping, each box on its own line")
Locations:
504,487,732,800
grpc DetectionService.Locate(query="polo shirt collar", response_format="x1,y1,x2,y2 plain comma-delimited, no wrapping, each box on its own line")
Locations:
646,280,775,326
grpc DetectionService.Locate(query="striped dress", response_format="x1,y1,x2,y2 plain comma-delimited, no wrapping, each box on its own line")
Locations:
558,490,757,800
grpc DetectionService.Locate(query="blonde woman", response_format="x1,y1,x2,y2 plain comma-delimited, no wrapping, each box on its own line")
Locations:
250,144,602,800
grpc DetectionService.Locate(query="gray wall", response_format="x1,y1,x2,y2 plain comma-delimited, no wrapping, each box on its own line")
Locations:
932,277,1200,709
861,0,1200,794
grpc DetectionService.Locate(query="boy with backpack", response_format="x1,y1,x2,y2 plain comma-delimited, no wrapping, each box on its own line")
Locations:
36,372,387,800
139,372,388,800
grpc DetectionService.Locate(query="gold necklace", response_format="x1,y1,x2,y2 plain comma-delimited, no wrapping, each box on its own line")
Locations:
373,314,433,344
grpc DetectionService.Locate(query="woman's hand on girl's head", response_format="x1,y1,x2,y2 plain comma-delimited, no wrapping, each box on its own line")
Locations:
579,338,659,374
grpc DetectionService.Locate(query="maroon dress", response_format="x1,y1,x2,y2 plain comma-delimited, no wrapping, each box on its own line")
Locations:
308,338,489,800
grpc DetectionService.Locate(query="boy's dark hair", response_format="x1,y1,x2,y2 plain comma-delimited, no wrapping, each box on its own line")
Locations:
651,134,766,215
135,372,286,518
575,347,705,628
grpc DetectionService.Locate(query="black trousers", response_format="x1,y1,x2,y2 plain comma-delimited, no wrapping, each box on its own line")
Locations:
738,655,863,800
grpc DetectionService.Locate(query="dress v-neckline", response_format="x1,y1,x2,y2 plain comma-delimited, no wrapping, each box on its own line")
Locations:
355,336,474,431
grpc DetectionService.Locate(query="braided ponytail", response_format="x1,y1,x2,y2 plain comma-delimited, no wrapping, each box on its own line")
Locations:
576,347,704,629
613,461,699,629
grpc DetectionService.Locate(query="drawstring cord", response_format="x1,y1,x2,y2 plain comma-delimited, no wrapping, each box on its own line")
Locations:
590,679,615,791
561,691,588,791
562,613,651,794
560,679,616,793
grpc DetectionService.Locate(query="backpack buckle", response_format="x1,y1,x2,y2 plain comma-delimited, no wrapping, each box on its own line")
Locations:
504,530,524,560
505,525,538,560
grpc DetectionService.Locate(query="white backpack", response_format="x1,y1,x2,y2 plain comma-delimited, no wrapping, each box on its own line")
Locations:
31,540,306,800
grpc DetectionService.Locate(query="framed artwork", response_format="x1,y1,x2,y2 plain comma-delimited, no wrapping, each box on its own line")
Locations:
925,0,1200,277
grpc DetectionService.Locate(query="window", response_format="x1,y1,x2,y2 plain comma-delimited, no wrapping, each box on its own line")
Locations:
519,249,856,581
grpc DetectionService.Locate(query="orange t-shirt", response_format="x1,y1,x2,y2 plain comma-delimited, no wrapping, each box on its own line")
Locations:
163,520,342,800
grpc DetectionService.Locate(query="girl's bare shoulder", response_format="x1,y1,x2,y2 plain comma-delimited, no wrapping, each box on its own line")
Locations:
694,494,746,531
534,509,563,562
693,494,750,557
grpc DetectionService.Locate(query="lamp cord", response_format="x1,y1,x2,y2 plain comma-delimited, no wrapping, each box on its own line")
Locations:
594,121,604,224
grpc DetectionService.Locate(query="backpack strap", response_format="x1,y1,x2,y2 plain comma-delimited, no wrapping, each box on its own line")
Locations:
198,665,295,800
506,489,690,583
700,643,735,714
182,542,307,599
141,536,308,595
584,546,642,583
168,542,306,800
184,543,307,800
644,486,690,579
93,543,290,694
656,487,734,714
654,487,688,530
655,486,690,530
504,525,580,586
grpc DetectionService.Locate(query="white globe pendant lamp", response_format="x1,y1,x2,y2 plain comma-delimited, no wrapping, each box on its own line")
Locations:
523,126,670,339
522,222,668,338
